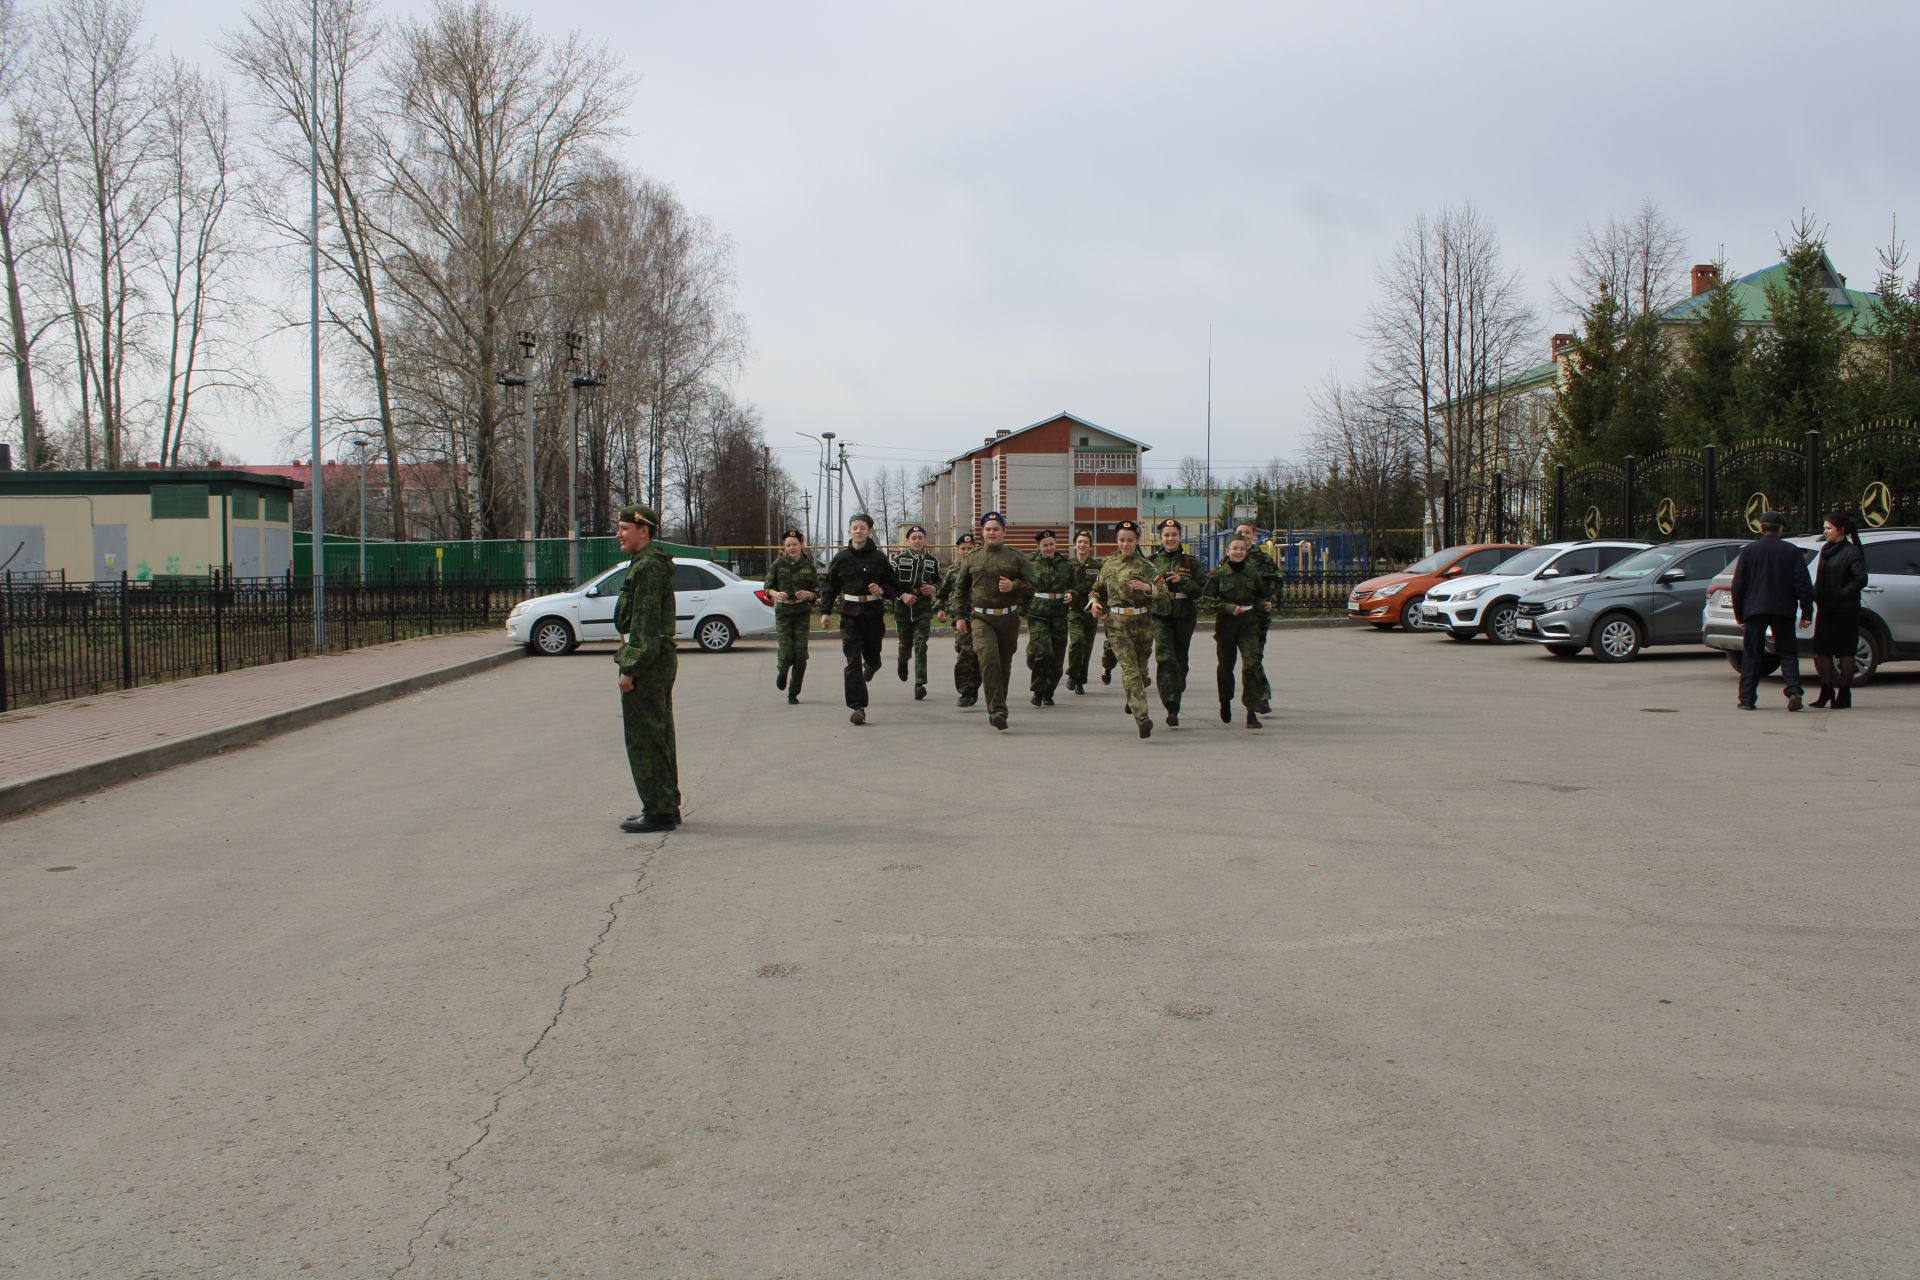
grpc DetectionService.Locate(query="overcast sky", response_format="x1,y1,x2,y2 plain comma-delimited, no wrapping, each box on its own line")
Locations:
129,0,1920,489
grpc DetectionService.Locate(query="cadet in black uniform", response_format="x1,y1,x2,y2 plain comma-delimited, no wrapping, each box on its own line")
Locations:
818,513,892,725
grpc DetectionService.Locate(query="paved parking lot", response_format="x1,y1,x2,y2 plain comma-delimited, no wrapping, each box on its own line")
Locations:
4,629,1916,1277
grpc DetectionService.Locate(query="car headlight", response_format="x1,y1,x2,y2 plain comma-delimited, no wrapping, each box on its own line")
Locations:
508,602,527,619
1373,583,1405,598
1542,594,1583,613
1457,585,1491,601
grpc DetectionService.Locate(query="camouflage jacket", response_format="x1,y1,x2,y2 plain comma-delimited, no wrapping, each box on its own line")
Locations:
1148,547,1203,618
1089,552,1169,616
613,545,675,675
1245,544,1280,606
1198,558,1264,615
1066,553,1102,617
889,547,942,619
954,544,1035,618
763,555,819,614
1025,552,1078,620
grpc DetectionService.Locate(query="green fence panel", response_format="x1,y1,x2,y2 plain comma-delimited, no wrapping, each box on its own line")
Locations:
291,535,728,582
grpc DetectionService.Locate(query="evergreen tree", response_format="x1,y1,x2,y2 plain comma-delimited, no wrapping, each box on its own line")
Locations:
1744,218,1854,438
1667,262,1752,448
1549,284,1624,467
1859,230,1920,422
1610,311,1672,458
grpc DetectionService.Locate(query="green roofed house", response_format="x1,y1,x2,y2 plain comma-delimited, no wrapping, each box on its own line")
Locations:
0,466,301,583
1658,257,1884,336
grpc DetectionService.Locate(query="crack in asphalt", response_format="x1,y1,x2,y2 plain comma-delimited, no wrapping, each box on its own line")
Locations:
389,840,664,1277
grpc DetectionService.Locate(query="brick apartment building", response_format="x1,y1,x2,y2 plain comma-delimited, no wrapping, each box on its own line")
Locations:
920,412,1151,555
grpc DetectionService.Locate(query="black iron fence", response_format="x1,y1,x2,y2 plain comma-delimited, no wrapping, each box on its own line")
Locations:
0,571,570,713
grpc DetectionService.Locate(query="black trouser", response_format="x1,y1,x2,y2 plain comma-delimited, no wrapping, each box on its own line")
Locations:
840,610,885,708
1739,613,1803,704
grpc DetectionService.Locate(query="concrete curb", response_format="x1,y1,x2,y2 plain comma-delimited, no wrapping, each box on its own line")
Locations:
0,647,525,820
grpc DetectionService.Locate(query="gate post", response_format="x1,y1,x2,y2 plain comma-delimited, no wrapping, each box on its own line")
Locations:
1491,472,1505,543
1702,444,1717,538
1805,429,1821,531
1553,465,1566,541
119,570,133,690
214,570,225,674
1623,455,1637,539
1442,475,1454,547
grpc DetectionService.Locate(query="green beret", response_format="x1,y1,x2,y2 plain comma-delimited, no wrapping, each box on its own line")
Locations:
618,504,659,530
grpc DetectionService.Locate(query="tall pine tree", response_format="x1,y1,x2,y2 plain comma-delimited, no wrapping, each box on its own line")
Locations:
1549,284,1625,467
1858,230,1920,422
1667,262,1752,448
1744,218,1854,438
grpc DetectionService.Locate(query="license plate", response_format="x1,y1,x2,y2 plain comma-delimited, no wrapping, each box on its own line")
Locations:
1516,617,1535,632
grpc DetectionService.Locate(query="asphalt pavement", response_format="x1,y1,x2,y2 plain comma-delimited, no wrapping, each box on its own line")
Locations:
4,630,1916,1278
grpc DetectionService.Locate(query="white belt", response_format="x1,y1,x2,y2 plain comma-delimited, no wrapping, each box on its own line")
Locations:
1034,592,1066,600
841,592,881,603
1108,606,1146,616
976,606,1017,616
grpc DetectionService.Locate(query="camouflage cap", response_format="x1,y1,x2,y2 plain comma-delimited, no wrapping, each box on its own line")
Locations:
618,504,659,530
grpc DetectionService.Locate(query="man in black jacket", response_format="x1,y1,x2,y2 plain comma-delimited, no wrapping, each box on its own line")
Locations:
1731,511,1814,711
819,514,893,725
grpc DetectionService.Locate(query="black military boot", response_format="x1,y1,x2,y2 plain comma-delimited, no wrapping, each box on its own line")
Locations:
788,667,804,704
1246,710,1262,729
776,666,788,691
850,706,867,725
1166,706,1179,728
1138,716,1153,739
1258,698,1272,714
1030,694,1043,707
897,654,909,682
914,684,927,700
1220,699,1232,724
1101,669,1112,685
958,691,977,708
621,812,679,834
1041,693,1054,706
990,712,1009,730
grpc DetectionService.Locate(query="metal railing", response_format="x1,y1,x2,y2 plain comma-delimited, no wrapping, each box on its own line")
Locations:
0,570,568,713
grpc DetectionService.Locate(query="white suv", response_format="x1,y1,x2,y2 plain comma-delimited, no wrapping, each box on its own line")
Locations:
1418,540,1648,642
505,557,775,656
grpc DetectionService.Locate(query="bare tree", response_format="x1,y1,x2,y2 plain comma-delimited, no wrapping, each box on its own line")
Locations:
1553,199,1689,323
370,0,627,538
1307,377,1418,564
0,0,51,468
1174,454,1208,489
37,0,162,469
151,58,252,465
1367,202,1537,539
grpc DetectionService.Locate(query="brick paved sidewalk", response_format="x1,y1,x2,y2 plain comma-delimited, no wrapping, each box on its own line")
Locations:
1,631,522,817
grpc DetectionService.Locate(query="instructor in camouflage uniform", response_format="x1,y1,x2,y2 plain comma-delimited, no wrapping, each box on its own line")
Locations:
1064,530,1101,694
891,525,941,701
613,504,680,833
934,531,981,707
1200,536,1266,729
763,529,818,704
1148,518,1203,727
1234,521,1278,715
1024,529,1075,706
1088,519,1168,738
953,511,1034,731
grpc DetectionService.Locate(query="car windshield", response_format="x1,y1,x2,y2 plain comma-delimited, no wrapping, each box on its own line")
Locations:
1602,546,1685,579
1402,549,1458,574
1487,547,1555,576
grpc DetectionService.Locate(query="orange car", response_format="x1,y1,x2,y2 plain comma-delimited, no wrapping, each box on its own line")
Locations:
1346,543,1529,629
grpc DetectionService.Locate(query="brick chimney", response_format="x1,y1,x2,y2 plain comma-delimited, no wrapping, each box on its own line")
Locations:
1550,333,1574,359
1690,263,1720,297
996,429,1010,437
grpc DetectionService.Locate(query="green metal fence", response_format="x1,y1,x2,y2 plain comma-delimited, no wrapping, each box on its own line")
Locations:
293,534,728,583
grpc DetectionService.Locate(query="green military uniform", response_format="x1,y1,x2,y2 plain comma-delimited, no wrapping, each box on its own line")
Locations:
1064,548,1102,692
1024,543,1076,702
1199,557,1267,725
1245,541,1280,711
1089,537,1169,734
763,550,818,700
933,552,981,705
890,541,942,694
1149,535,1203,721
614,511,680,824
954,532,1035,726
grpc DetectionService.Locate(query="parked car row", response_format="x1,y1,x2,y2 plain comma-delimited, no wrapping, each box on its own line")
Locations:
1357,530,1920,681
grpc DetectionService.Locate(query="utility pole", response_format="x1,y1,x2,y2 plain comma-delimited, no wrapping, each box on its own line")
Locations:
761,444,773,566
1205,325,1214,550
308,0,324,647
564,332,602,585
507,331,538,588
821,430,837,546
836,441,848,535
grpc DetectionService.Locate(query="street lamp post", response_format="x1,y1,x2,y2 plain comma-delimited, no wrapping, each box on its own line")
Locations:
796,431,831,554
352,434,371,580
563,333,603,585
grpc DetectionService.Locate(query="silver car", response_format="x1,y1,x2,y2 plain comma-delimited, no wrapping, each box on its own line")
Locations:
1513,539,1749,661
1701,528,1920,683
1417,540,1647,642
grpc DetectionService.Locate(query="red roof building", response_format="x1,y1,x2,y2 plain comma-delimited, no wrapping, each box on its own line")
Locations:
919,412,1150,555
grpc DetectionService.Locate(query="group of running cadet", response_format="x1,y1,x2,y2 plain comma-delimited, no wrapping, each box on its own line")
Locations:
762,511,1281,738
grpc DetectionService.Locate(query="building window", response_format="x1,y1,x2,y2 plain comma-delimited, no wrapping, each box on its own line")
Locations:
1073,487,1134,508
151,484,210,520
230,490,260,520
1073,452,1135,474
264,493,290,523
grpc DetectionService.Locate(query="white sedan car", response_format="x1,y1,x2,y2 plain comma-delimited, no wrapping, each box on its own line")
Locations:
505,557,776,656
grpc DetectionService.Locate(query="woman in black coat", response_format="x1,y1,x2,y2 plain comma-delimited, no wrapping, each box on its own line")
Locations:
1812,509,1868,708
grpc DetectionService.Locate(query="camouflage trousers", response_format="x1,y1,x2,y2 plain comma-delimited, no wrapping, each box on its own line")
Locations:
1067,612,1097,685
1026,611,1068,696
1103,614,1153,722
1252,610,1272,704
620,648,680,818
969,612,1021,717
952,624,980,696
774,608,810,679
895,606,933,685
1214,611,1266,711
1152,612,1197,714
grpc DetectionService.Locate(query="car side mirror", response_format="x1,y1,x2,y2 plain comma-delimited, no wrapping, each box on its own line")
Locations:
1540,567,1559,577
1445,565,1463,576
583,587,599,598
1657,568,1685,583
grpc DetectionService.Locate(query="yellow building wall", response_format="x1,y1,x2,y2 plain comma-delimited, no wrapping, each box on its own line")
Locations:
0,491,288,582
